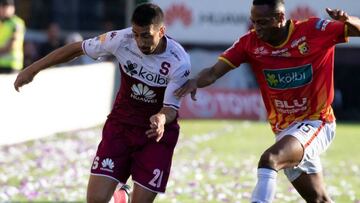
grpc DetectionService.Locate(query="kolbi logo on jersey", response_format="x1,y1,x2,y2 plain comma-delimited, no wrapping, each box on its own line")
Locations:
123,60,169,85
124,60,138,76
131,83,157,103
264,64,313,89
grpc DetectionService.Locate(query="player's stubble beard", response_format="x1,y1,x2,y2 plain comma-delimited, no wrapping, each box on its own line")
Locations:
141,37,166,55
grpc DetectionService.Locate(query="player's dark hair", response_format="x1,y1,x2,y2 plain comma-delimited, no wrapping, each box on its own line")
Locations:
253,0,285,11
131,3,164,27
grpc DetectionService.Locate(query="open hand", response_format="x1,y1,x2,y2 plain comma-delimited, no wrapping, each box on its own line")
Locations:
173,79,197,101
326,8,349,22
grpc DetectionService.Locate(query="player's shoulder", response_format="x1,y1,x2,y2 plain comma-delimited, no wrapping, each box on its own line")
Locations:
231,30,256,49
242,30,257,42
105,27,133,42
293,17,330,31
98,27,134,49
165,36,190,66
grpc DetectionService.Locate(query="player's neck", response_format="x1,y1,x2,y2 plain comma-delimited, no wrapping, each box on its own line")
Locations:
153,37,167,55
268,20,291,47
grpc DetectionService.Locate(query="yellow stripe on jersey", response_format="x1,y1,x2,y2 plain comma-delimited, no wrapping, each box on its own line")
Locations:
218,56,237,69
344,24,349,42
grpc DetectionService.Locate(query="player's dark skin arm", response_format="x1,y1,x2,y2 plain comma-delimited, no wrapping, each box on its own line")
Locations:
14,42,84,91
146,107,177,142
326,8,360,36
174,60,233,100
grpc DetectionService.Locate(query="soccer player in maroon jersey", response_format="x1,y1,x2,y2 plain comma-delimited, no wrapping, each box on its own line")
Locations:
175,0,360,202
14,3,191,203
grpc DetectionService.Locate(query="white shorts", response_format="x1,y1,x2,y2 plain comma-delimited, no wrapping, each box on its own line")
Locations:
275,120,336,182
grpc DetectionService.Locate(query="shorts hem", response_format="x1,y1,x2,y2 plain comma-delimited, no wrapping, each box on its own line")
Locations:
288,168,323,182
133,180,165,194
90,173,124,184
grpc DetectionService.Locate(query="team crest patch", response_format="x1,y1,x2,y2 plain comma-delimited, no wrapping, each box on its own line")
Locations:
298,42,309,55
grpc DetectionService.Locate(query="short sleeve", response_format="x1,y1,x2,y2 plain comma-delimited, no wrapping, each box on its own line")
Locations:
219,37,248,68
82,30,124,60
163,61,191,110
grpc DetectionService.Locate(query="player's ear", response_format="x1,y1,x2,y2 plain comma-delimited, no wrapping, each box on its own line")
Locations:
276,12,286,27
159,25,165,38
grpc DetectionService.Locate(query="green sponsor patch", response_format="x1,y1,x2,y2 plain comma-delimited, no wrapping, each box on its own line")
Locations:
264,64,313,89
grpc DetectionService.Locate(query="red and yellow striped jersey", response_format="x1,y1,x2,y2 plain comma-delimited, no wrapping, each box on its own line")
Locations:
220,18,348,133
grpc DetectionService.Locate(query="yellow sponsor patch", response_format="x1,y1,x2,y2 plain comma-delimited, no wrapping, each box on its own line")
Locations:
99,34,106,43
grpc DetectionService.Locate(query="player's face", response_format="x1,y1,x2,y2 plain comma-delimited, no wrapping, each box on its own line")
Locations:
250,5,283,42
132,24,165,55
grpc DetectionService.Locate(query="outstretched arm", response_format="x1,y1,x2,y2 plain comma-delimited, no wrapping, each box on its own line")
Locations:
174,59,233,100
14,42,84,91
326,8,360,36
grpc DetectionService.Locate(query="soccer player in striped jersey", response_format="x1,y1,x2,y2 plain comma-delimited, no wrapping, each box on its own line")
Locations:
175,0,360,202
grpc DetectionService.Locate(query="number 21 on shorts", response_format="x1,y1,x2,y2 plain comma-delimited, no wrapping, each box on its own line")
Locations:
149,169,163,188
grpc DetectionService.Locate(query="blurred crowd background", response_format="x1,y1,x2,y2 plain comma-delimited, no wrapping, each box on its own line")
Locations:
2,0,360,121
7,0,146,68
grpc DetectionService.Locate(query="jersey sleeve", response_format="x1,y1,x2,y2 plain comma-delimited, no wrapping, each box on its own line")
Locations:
311,18,348,46
219,36,248,68
163,61,191,110
82,30,123,60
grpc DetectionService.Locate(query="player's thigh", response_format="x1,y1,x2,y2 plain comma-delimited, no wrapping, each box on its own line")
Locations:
131,182,157,203
131,128,179,193
277,120,335,161
272,120,335,170
260,135,304,169
87,174,118,203
290,172,331,202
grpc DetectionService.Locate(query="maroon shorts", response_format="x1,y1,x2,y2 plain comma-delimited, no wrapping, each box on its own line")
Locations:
90,119,179,193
